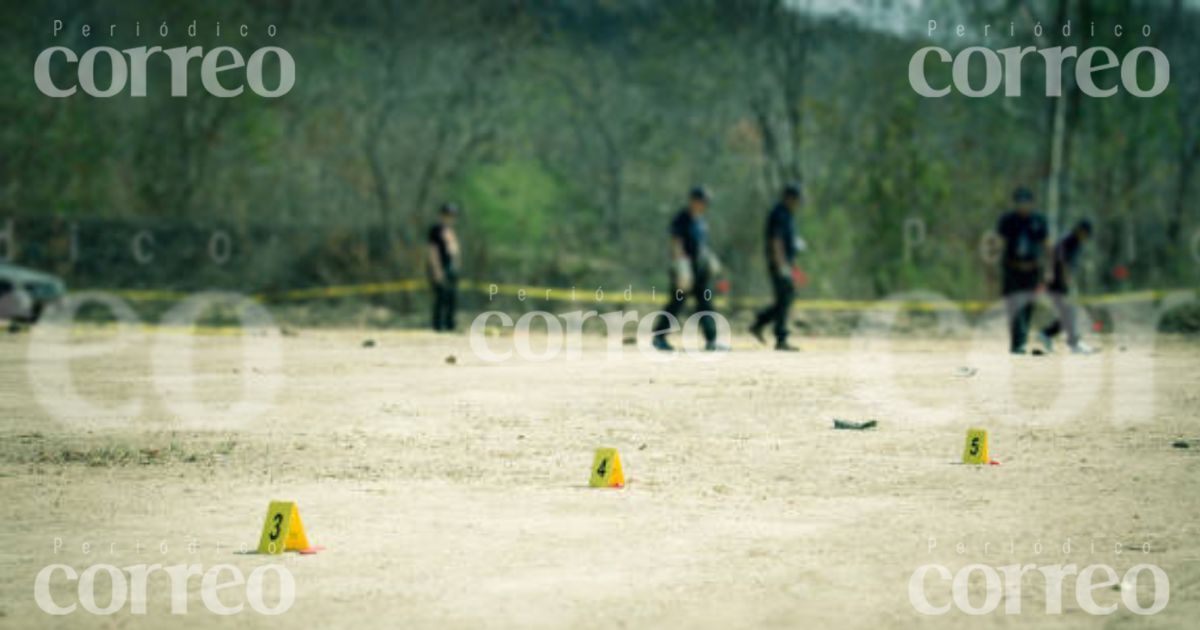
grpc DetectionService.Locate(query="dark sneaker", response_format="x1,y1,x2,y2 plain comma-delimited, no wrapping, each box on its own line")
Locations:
652,337,674,352
750,323,767,345
775,341,801,352
704,341,730,352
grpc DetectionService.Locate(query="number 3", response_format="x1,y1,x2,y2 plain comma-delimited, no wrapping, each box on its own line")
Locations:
269,513,283,540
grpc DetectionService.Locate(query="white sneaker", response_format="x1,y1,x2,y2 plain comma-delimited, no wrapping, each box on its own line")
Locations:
1069,341,1096,355
1037,331,1054,353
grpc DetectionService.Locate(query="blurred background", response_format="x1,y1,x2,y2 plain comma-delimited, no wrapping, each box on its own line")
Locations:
1,0,1197,325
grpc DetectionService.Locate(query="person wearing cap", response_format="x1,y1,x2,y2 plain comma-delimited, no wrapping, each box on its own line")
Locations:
651,186,722,351
1038,220,1095,354
750,182,803,351
427,203,461,331
996,186,1049,354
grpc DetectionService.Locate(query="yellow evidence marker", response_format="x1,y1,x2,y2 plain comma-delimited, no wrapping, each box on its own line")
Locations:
962,428,989,465
257,501,313,554
589,448,625,488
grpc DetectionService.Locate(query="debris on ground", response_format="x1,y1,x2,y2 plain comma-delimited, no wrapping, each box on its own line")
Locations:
1172,440,1190,449
445,354,457,365
955,366,978,377
833,419,877,431
362,339,376,348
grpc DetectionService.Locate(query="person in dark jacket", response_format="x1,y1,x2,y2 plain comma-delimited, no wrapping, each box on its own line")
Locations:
651,186,723,351
427,203,460,331
1038,220,1095,354
996,186,1048,354
750,182,803,351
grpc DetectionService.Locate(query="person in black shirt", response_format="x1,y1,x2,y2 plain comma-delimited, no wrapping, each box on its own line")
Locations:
652,186,722,351
751,182,803,351
427,203,460,331
1038,220,1094,353
996,186,1049,354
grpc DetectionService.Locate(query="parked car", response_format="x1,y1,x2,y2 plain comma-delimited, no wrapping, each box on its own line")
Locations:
0,262,66,323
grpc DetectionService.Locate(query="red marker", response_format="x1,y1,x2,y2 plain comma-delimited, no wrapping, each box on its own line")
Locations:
792,266,809,288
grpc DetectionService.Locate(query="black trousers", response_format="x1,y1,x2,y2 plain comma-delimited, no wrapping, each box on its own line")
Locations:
653,268,716,342
431,275,458,331
753,272,795,342
1042,289,1079,346
1002,270,1039,352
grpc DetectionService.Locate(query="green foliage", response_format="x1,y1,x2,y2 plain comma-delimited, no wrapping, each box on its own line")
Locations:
1,0,1196,304
456,161,561,253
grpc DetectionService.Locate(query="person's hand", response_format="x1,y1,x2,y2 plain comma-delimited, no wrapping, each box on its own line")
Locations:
674,258,694,291
706,252,723,275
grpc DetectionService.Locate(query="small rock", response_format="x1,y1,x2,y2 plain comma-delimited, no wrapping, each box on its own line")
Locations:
445,354,457,365
638,443,648,451
362,339,376,348
1172,440,1189,449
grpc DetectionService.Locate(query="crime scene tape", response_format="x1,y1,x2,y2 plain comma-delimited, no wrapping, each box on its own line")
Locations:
101,279,1194,313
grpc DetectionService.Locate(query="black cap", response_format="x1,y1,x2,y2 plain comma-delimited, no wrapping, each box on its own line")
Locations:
440,202,459,216
1013,186,1034,203
689,186,711,202
783,181,803,199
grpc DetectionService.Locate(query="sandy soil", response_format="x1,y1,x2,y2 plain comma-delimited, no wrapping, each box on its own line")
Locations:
0,325,1197,629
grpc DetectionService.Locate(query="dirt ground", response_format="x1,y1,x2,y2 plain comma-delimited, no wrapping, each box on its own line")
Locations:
0,324,1197,629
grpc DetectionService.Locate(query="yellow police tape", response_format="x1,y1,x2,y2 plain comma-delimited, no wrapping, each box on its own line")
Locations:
103,280,1187,312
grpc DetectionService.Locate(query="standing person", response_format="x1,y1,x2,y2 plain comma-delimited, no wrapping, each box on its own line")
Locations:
652,186,723,351
751,182,803,351
427,203,460,332
996,186,1049,354
1038,220,1095,354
